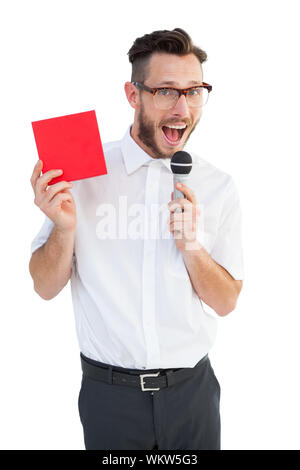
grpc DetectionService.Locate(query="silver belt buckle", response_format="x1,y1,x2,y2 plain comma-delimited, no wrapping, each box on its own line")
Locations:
140,372,160,391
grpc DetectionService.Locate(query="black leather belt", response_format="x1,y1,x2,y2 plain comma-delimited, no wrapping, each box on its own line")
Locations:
80,353,209,392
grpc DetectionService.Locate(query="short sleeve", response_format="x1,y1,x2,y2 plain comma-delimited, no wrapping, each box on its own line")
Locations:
210,177,244,280
30,215,54,256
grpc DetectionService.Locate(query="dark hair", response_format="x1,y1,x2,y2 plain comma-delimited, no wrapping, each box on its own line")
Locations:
127,28,207,83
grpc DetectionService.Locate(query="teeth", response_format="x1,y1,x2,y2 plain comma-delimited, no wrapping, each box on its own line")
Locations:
165,125,187,129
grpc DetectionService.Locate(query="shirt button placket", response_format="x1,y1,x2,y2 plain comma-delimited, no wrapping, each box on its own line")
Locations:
142,161,161,369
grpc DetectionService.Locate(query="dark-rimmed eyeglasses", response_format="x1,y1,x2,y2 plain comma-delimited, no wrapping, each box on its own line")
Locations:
132,81,212,109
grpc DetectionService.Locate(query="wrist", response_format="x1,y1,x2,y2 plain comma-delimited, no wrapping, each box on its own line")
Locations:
180,240,203,255
54,225,76,236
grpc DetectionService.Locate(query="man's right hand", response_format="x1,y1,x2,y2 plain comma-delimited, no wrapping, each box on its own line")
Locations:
30,160,77,232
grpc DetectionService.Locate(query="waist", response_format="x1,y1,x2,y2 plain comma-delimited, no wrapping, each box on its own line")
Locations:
80,352,209,392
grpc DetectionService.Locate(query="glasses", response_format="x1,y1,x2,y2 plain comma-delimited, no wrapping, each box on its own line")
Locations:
132,81,212,110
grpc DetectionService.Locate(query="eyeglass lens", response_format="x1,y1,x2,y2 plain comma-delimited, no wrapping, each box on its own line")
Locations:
153,88,209,109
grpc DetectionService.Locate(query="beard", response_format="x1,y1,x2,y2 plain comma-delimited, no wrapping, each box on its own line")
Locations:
137,99,199,159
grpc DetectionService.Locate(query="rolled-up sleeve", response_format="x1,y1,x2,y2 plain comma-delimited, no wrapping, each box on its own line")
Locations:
30,215,54,256
210,177,244,280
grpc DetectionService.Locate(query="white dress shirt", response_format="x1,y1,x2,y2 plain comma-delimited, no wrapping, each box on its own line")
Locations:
30,124,244,369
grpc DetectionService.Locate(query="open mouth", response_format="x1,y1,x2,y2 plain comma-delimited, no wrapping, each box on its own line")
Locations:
161,125,187,146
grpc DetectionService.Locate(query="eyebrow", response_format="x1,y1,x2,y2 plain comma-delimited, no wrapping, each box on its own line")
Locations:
156,80,202,86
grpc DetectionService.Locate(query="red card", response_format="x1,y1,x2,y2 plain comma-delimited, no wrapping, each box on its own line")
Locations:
31,110,107,185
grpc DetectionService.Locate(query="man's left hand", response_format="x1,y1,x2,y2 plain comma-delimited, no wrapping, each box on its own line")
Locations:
167,183,201,252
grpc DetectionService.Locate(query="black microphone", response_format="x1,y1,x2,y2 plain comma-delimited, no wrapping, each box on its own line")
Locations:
170,151,193,213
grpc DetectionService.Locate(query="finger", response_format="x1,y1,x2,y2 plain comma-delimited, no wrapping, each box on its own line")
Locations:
36,169,64,193
30,160,43,190
169,219,184,231
48,192,72,209
175,183,197,205
182,202,193,217
168,198,192,212
170,224,184,238
170,212,185,223
168,198,184,212
193,205,201,224
169,211,194,227
44,181,73,203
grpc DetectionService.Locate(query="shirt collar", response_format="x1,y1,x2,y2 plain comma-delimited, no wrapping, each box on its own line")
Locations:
121,124,172,175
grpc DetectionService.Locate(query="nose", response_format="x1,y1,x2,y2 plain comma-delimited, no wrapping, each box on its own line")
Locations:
171,93,190,117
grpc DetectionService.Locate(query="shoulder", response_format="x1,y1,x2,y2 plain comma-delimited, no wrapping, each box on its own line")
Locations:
188,151,242,216
101,137,127,175
102,138,122,157
190,151,235,193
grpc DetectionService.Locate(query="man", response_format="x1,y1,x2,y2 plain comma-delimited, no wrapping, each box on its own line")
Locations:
29,28,244,450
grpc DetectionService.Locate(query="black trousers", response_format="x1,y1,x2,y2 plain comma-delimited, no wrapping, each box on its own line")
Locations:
78,354,221,450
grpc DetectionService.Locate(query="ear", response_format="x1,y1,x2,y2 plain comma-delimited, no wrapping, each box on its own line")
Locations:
124,82,140,110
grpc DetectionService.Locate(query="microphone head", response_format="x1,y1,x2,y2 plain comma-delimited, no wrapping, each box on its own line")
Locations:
170,151,193,175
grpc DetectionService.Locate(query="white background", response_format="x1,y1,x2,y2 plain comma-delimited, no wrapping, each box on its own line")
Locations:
1,0,299,450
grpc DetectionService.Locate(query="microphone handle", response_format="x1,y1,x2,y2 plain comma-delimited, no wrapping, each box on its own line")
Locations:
173,174,190,213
